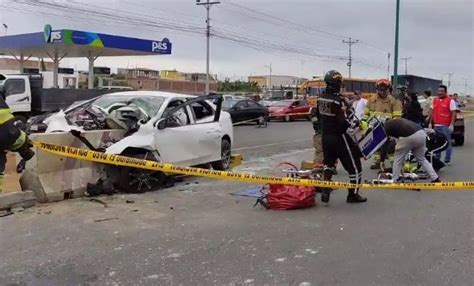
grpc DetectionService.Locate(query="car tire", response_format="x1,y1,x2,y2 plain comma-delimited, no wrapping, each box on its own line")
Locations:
118,151,166,193
454,137,464,146
212,138,232,170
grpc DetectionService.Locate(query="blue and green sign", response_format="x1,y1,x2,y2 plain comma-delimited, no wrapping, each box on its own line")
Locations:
43,25,171,54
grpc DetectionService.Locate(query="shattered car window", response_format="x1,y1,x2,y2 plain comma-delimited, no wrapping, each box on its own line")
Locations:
93,95,165,117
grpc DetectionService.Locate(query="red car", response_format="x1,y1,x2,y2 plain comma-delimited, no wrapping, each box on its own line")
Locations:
268,100,312,122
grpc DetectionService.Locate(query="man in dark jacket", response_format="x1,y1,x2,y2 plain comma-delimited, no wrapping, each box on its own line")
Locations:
317,70,366,204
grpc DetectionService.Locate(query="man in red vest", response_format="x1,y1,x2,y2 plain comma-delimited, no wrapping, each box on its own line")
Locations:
430,85,457,165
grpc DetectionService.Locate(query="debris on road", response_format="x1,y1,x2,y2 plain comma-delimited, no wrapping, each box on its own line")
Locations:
94,217,119,222
90,198,108,208
126,200,135,204
85,179,116,197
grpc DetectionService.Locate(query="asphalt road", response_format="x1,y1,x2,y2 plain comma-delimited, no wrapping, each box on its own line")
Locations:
0,119,473,285
233,120,313,159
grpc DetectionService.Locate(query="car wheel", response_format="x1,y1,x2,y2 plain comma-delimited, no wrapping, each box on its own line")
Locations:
284,114,291,122
212,138,231,170
118,151,166,193
454,137,464,146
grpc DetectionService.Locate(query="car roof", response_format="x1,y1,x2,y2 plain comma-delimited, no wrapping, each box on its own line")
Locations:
103,90,196,99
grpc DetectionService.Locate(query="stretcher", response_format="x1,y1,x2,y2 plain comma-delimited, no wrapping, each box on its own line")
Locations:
347,116,388,159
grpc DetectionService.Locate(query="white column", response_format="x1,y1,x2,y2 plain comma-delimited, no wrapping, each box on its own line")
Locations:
53,50,59,88
88,52,95,89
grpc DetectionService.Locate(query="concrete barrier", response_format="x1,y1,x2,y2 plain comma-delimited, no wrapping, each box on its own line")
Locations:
21,130,125,202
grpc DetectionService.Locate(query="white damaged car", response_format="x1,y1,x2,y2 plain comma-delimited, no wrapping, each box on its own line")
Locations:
27,91,234,192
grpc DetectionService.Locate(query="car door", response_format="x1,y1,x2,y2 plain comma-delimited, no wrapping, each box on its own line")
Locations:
153,96,222,166
4,78,30,113
294,100,310,119
231,100,250,123
247,100,265,120
152,104,203,165
189,100,222,163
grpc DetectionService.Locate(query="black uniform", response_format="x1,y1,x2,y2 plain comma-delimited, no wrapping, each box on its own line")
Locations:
0,80,34,193
317,92,363,195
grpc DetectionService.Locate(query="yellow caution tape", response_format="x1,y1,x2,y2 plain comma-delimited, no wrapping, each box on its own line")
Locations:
269,112,311,117
32,141,474,191
233,112,311,126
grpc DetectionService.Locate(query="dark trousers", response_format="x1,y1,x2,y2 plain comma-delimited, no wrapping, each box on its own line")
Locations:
322,133,362,194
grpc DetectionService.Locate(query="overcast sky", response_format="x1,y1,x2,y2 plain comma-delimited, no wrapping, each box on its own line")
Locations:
1,0,472,93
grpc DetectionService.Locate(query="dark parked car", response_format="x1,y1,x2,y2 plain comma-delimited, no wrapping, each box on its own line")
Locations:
223,99,269,124
452,110,465,146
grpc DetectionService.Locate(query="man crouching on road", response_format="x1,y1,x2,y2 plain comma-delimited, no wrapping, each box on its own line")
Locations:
317,70,367,204
379,118,440,183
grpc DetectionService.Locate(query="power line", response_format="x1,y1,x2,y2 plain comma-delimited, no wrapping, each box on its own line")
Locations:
222,0,389,53
6,0,387,77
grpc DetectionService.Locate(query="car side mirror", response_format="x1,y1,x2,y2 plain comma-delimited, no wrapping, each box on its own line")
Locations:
157,118,167,130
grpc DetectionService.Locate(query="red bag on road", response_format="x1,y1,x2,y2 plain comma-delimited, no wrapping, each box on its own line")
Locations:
257,184,316,210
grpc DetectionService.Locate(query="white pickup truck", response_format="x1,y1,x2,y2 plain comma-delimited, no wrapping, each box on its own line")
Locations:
0,74,112,123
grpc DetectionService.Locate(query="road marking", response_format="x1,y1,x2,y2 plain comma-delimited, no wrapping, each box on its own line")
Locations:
233,138,312,151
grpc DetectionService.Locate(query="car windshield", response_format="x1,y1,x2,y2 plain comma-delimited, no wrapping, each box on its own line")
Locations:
272,100,293,107
92,94,166,117
222,100,238,109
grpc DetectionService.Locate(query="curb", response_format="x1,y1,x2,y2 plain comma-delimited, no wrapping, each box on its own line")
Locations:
0,191,37,211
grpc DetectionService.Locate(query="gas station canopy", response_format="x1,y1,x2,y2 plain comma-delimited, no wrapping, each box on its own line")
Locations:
0,25,172,88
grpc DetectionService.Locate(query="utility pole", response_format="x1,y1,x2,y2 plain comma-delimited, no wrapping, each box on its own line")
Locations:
264,62,272,90
462,77,468,96
196,0,220,94
393,0,401,92
342,37,358,78
445,72,454,88
387,53,391,79
400,57,412,75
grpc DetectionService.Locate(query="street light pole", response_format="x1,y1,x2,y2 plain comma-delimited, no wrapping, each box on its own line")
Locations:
196,0,220,95
393,0,401,92
2,23,8,36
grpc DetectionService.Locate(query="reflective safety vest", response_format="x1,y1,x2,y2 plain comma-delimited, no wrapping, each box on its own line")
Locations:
0,109,14,125
364,95,402,119
432,96,452,126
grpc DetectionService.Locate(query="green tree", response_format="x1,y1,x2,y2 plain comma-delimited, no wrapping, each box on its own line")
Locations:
217,78,261,93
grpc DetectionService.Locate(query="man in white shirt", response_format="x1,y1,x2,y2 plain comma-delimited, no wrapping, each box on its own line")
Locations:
352,90,367,120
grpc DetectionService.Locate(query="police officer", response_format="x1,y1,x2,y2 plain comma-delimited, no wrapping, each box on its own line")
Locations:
0,75,35,193
310,105,323,167
317,70,367,203
364,79,402,169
